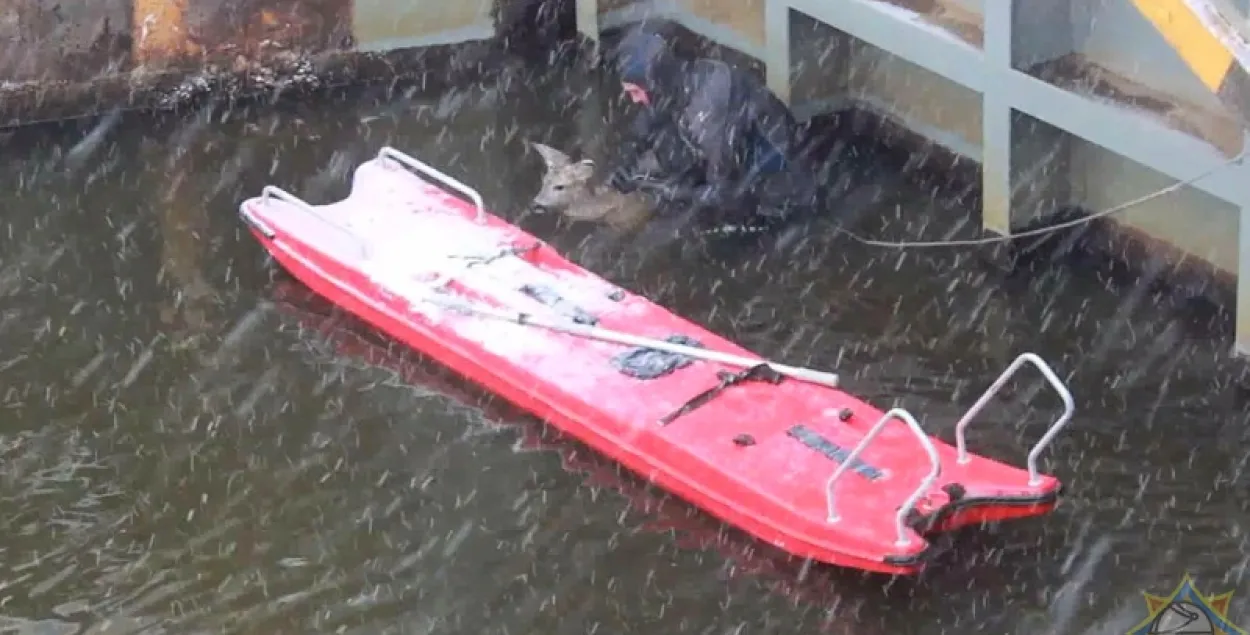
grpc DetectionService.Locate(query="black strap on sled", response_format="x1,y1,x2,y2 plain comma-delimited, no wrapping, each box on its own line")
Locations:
611,335,704,380
453,242,541,268
518,283,598,326
658,363,784,426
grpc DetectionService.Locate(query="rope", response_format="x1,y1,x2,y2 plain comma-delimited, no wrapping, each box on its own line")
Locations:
838,148,1247,249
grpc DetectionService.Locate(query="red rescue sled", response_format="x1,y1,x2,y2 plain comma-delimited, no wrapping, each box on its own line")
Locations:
239,146,1076,575
271,282,893,607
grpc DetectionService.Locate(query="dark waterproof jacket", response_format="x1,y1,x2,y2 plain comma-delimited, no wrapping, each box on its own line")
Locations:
613,29,816,215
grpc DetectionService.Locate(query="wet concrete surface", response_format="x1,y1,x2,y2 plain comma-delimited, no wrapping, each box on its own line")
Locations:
1,50,1249,635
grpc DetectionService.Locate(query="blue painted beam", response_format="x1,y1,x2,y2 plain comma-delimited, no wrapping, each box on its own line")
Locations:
785,0,987,93
1004,70,1244,203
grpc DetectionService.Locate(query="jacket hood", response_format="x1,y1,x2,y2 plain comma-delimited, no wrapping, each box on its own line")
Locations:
614,28,675,91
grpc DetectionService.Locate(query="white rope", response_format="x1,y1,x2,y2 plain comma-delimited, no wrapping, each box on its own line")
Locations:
840,149,1246,249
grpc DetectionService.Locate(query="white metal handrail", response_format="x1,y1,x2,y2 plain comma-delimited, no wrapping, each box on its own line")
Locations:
260,186,370,259
825,408,941,547
377,147,486,222
239,201,276,238
953,352,1075,486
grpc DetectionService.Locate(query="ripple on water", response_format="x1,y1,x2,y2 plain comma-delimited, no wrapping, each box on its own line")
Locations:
0,49,1247,635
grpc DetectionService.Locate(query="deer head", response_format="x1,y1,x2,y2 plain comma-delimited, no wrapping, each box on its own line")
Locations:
530,141,597,213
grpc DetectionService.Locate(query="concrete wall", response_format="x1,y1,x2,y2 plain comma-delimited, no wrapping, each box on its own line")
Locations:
1070,139,1240,273
353,0,494,51
594,0,766,58
0,0,530,126
838,35,983,159
672,0,764,53
782,7,986,160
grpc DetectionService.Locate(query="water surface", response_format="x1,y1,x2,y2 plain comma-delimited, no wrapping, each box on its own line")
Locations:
1,47,1248,635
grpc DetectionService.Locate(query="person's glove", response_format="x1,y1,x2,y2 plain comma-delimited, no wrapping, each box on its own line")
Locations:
610,168,677,197
691,183,732,208
607,167,640,191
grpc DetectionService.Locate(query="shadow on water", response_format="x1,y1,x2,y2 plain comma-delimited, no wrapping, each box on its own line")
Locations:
1,40,1249,635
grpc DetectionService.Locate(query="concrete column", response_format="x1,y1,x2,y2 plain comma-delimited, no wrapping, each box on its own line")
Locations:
577,66,608,166
764,0,791,103
980,0,1013,235
577,0,600,56
1235,131,1250,356
983,0,1077,235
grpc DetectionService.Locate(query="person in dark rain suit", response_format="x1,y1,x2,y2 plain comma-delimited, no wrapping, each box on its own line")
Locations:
608,27,824,232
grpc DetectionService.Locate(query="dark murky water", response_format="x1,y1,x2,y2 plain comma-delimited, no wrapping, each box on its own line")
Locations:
2,48,1250,635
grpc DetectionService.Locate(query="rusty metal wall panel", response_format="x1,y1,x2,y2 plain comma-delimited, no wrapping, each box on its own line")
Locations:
185,0,354,57
133,0,353,66
1,0,131,82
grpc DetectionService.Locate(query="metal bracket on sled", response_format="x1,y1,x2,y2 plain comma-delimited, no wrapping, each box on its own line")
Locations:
378,147,486,222
257,186,370,258
825,408,941,547
953,353,1076,486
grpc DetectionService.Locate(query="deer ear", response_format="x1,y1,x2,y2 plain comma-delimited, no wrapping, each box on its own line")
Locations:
530,141,571,168
571,158,596,178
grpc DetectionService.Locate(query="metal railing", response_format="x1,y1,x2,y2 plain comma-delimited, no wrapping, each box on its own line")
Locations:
953,353,1075,486
257,186,370,259
242,147,488,262
378,147,486,222
825,407,941,548
238,200,276,239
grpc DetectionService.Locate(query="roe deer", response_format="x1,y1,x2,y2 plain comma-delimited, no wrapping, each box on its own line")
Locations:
529,141,657,233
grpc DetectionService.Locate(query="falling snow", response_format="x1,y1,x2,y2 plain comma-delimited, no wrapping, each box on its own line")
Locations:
0,9,1247,635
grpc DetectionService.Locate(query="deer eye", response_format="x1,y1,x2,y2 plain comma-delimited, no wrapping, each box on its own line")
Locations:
554,185,564,191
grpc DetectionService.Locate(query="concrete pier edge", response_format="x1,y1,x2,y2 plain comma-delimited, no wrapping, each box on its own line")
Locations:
4,0,1247,353
584,9,1244,338
0,41,543,130
790,0,1250,353
752,0,1248,352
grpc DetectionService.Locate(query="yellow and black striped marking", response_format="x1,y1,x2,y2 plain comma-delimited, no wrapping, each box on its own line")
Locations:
1131,0,1250,122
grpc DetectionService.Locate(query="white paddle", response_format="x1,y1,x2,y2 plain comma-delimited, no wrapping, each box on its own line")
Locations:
416,290,840,388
